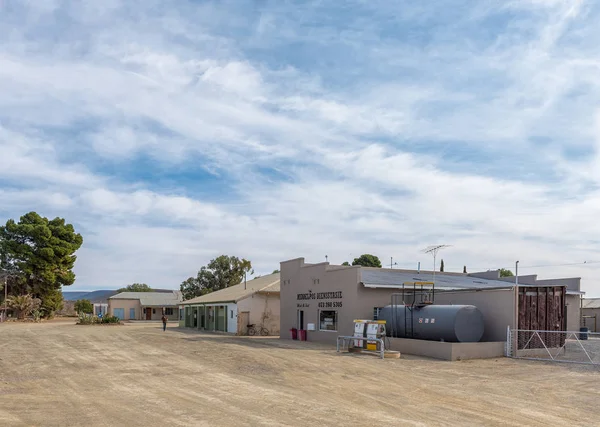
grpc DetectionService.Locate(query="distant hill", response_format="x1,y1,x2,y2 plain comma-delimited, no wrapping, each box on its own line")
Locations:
62,291,92,301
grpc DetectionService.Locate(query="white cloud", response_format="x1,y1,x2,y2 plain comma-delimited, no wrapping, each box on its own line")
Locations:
1,0,600,296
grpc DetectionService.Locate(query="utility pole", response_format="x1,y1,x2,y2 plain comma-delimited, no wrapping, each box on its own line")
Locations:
513,260,520,356
515,260,519,324
390,257,397,269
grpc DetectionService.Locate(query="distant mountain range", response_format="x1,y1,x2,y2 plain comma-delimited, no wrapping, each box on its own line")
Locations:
62,289,175,302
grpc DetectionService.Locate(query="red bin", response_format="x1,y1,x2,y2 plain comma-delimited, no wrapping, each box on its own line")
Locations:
299,329,307,341
290,328,298,340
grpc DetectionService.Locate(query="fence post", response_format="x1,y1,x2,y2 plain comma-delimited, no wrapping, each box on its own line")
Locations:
506,326,511,357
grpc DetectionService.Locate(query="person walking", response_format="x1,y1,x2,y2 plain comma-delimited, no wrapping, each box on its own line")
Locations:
161,314,167,331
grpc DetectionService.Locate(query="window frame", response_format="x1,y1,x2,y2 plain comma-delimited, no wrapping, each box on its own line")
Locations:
318,309,338,332
165,308,174,316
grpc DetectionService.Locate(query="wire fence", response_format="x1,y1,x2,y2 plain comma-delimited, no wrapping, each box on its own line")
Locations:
507,329,600,365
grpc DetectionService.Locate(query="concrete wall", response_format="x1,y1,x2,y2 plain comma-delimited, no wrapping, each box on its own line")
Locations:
582,308,600,332
388,338,505,361
565,294,581,331
238,293,280,335
537,277,581,293
434,290,515,342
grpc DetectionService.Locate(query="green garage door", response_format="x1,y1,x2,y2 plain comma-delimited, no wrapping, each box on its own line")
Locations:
113,308,124,320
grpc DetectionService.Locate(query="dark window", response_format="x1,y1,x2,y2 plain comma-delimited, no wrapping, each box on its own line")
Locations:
319,310,338,331
373,307,382,320
153,308,156,314
165,308,174,316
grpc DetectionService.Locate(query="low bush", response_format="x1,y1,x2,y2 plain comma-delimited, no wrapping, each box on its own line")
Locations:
77,313,122,325
101,315,121,324
77,313,99,325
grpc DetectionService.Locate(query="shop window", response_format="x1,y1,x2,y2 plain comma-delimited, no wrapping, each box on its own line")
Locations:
373,307,382,320
319,310,338,331
165,308,174,316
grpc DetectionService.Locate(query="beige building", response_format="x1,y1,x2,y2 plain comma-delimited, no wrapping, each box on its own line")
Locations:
181,273,280,335
108,291,182,321
582,298,600,332
280,258,583,344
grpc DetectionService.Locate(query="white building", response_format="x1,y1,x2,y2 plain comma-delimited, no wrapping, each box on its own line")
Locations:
180,273,280,335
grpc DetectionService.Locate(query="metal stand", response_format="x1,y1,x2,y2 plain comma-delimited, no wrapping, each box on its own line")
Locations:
336,336,385,359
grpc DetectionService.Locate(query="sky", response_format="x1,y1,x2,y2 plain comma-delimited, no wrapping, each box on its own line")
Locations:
1,0,600,295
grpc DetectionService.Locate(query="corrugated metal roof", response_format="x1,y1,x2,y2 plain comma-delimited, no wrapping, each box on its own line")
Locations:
109,291,182,306
582,298,600,309
360,268,565,291
182,273,280,305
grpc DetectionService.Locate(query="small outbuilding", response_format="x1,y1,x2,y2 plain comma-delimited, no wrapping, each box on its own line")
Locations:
108,291,182,321
582,298,600,332
181,273,280,335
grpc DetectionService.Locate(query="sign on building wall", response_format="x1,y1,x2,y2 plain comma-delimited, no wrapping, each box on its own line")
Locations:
296,291,343,308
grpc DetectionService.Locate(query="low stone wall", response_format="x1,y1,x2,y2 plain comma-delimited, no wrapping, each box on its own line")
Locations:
388,338,505,361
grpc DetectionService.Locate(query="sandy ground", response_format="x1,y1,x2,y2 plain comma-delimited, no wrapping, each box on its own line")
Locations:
1,320,599,427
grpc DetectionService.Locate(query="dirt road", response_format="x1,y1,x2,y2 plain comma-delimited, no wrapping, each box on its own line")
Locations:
1,320,598,426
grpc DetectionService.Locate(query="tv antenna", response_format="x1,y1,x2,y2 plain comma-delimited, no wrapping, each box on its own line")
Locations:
421,245,452,285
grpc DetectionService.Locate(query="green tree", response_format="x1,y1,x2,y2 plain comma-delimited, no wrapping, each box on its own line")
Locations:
0,212,83,318
74,299,93,314
117,283,153,293
180,255,253,300
440,259,444,272
499,268,514,277
179,277,199,300
352,254,382,268
6,294,41,320
41,288,64,318
341,262,350,266
272,269,280,274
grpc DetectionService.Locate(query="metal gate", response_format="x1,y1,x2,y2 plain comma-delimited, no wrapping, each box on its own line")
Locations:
507,328,600,365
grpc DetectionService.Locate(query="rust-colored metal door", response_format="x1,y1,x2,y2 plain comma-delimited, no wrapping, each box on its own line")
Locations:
145,307,152,320
518,286,566,349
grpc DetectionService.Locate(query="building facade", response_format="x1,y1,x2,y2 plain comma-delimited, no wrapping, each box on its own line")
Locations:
181,274,280,335
280,258,583,345
108,291,182,321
